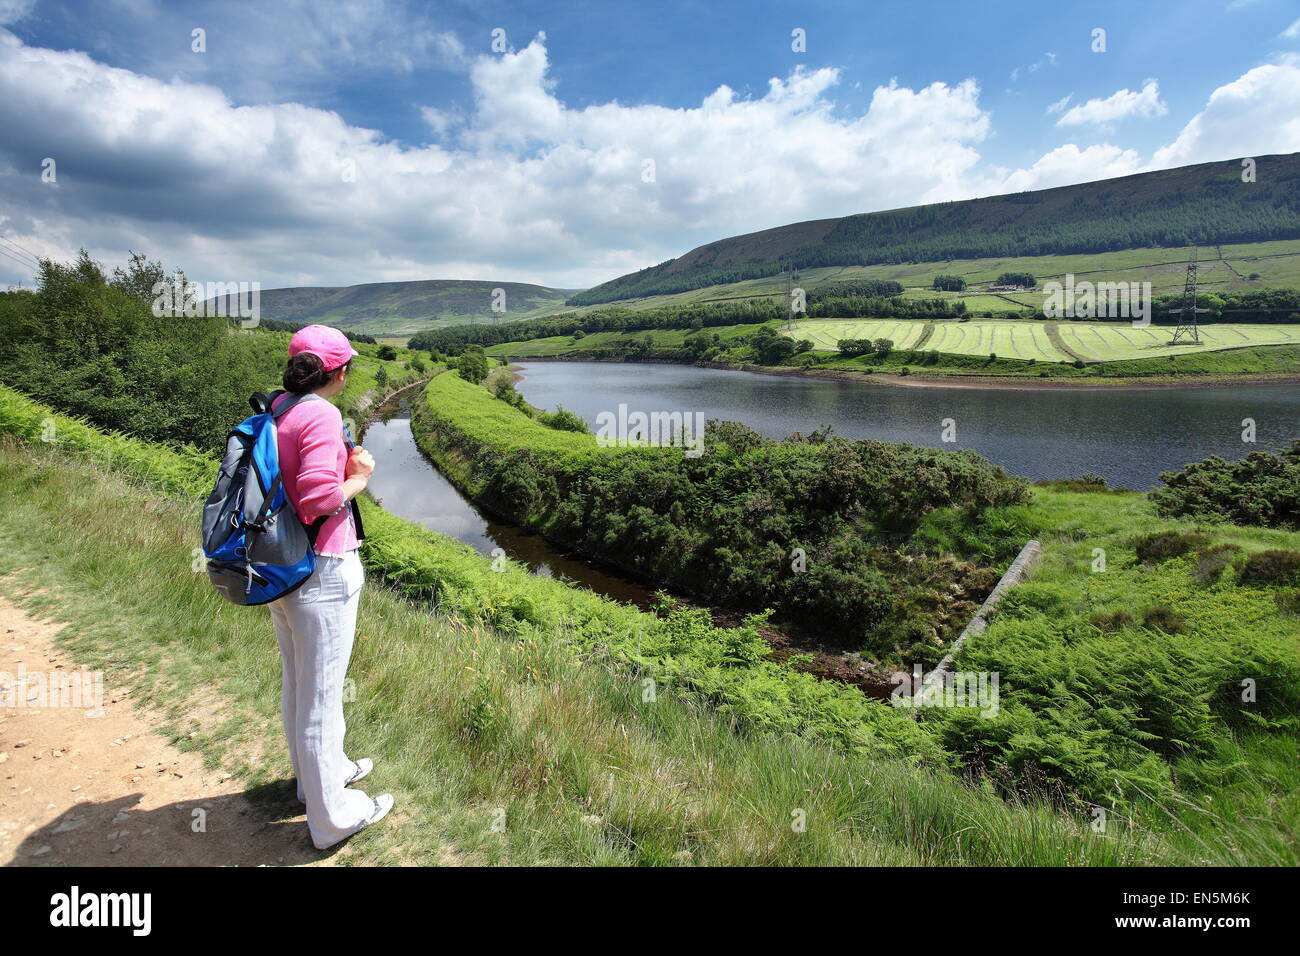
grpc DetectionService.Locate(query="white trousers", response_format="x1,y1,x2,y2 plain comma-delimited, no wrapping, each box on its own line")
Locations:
269,551,375,849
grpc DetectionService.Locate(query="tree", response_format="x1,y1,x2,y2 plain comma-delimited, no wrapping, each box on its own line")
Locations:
996,272,1036,288
455,345,489,384
377,345,397,361
110,251,167,306
932,274,966,292
750,326,796,365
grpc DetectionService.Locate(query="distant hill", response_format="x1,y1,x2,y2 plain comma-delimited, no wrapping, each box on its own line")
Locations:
572,152,1300,306
232,279,582,337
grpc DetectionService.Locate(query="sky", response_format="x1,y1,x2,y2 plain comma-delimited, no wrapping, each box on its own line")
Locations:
1,0,1300,291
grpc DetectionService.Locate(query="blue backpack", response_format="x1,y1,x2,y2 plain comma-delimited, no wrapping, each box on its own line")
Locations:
201,390,362,606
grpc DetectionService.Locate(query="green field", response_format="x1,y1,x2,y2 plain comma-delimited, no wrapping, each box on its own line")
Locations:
483,323,756,358
572,239,1300,315
787,318,1300,363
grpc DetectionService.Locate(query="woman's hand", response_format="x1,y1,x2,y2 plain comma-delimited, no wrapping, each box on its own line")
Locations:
345,446,376,481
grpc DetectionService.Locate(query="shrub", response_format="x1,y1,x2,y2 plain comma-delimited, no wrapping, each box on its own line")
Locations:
1033,474,1109,493
0,252,285,451
1240,549,1300,586
1142,606,1185,634
1150,442,1300,529
538,406,588,433
1134,531,1209,563
1193,543,1242,585
411,372,1028,661
1275,590,1300,615
1090,610,1135,632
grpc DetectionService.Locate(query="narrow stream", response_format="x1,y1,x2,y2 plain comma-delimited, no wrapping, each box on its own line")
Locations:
362,396,658,608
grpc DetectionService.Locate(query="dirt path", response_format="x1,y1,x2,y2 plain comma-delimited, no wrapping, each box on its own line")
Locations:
0,593,336,867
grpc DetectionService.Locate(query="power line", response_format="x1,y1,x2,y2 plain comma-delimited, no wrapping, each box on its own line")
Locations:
0,235,41,267
0,246,39,275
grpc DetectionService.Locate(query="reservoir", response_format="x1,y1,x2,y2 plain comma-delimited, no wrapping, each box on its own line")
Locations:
362,397,658,606
364,364,1298,606
512,361,1299,490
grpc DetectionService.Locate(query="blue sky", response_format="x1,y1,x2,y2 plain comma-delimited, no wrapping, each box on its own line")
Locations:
1,0,1299,290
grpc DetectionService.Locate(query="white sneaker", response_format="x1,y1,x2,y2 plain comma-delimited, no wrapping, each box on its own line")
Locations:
311,795,394,850
346,758,373,786
362,794,394,830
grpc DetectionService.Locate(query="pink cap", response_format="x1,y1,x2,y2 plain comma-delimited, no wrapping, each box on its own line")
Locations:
288,325,359,371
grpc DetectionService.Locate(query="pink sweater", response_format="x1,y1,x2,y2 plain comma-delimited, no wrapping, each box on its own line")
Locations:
271,392,359,556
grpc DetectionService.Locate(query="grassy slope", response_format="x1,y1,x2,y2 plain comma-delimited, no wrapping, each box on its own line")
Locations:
575,152,1300,305
2,444,1157,866
251,280,579,338
925,487,1300,864
561,239,1300,316
480,316,1300,382
788,318,1300,362
408,373,1300,862
2,377,1296,863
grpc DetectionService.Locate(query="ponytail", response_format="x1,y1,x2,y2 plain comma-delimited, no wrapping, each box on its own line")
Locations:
283,353,332,393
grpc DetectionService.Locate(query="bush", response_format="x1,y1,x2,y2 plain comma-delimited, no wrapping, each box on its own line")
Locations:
1193,543,1242,585
1142,605,1185,634
1033,474,1110,493
1134,531,1209,564
537,406,588,433
411,372,1028,661
1275,590,1300,615
1240,549,1300,586
1090,610,1135,632
1150,442,1300,529
0,252,285,452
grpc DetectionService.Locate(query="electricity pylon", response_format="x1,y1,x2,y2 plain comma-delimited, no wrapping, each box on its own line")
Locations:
1171,247,1210,345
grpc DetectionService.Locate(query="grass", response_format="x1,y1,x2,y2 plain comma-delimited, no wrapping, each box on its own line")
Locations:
3,380,1297,864
786,318,1300,363
564,239,1300,314
471,315,1300,382
924,486,1300,864
0,440,1159,866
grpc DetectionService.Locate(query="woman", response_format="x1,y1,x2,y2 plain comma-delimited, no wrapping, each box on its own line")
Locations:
270,324,393,850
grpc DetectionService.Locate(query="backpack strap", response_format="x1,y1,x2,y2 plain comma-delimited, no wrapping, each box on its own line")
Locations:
267,388,318,420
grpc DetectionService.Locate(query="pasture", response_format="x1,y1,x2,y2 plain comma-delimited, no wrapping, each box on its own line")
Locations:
786,318,1300,363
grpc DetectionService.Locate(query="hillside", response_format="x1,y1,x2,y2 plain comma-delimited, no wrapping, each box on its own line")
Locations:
232,279,582,337
573,152,1300,306
5,380,1300,865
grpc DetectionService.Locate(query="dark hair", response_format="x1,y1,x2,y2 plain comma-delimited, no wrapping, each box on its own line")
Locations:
283,353,349,393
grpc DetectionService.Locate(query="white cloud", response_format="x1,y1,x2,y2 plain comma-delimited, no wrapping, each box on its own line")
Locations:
1151,57,1300,168
1056,80,1167,127
0,30,996,288
988,144,1144,194
1,27,1298,294
1010,52,1056,83
1045,93,1072,115
0,0,34,25
1282,18,1300,39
